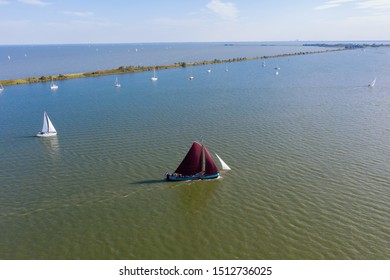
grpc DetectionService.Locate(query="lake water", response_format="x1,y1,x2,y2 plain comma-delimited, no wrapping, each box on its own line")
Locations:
1,43,390,259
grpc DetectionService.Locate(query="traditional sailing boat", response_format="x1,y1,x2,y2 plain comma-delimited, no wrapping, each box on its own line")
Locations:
0,83,4,93
151,69,158,81
50,78,58,90
36,111,57,137
166,141,220,181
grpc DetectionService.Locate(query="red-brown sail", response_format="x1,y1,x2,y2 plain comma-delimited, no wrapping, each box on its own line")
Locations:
175,141,203,176
203,146,219,175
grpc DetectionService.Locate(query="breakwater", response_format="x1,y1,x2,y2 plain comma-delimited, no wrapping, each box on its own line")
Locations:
1,48,343,87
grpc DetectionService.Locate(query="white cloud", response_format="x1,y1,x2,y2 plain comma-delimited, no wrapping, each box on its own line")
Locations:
314,0,356,10
18,0,51,7
206,0,239,21
62,11,95,17
355,0,390,10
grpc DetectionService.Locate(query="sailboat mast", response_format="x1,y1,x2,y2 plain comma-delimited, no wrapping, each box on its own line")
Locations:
45,112,50,132
201,145,205,173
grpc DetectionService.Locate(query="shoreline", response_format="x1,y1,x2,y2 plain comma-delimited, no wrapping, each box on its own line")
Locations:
1,48,345,87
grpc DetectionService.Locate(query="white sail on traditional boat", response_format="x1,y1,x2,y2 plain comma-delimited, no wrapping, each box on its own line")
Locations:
50,78,58,90
114,77,121,87
215,153,231,171
0,83,4,93
36,112,57,137
166,141,220,181
368,77,376,87
151,69,158,81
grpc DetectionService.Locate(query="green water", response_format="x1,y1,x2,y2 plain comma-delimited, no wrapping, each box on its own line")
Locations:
1,48,390,259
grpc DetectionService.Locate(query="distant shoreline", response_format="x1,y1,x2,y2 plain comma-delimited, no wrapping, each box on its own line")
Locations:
0,47,351,87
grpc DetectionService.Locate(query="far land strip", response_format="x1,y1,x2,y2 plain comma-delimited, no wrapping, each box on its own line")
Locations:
1,43,387,87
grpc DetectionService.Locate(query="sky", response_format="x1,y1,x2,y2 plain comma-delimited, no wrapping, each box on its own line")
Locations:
0,0,389,44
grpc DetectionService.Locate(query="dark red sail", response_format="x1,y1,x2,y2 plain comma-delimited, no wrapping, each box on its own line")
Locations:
175,141,203,176
203,146,219,175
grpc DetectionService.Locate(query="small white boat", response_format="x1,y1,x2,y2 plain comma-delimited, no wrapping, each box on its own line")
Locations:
36,112,57,137
0,83,4,93
188,76,194,80
275,71,279,76
50,78,58,90
207,69,211,73
151,69,158,81
114,77,121,87
368,77,376,87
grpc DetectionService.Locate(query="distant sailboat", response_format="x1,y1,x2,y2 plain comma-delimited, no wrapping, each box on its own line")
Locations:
188,75,194,80
166,141,220,181
262,61,266,67
50,78,58,90
207,69,211,73
36,112,57,137
0,83,4,93
114,77,121,87
215,154,231,171
151,69,158,81
368,77,376,87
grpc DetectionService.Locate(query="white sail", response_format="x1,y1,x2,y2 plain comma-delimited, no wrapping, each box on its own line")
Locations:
215,153,231,171
45,112,57,133
369,77,376,87
0,83,4,93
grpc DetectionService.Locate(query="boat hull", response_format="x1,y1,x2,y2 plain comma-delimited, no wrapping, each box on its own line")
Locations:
36,132,57,137
166,173,220,181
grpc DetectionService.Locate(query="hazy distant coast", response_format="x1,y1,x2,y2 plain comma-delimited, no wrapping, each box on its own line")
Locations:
1,48,345,87
303,43,390,49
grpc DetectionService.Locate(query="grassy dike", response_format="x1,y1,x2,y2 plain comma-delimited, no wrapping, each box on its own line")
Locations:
0,48,344,87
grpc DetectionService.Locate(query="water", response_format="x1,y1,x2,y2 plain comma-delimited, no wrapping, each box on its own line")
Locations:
1,44,390,259
0,42,329,80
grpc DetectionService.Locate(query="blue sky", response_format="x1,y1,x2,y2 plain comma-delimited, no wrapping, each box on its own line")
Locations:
0,0,389,44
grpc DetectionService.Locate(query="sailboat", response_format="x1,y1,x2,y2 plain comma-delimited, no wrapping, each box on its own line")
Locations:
114,77,121,87
0,83,4,93
36,111,57,137
166,141,220,181
50,78,58,90
368,77,376,87
215,154,231,171
151,69,158,81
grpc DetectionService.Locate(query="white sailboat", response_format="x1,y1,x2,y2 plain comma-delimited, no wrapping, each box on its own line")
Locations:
36,112,57,137
151,69,158,81
50,78,58,90
215,153,231,171
0,83,4,93
368,77,376,87
114,77,121,87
